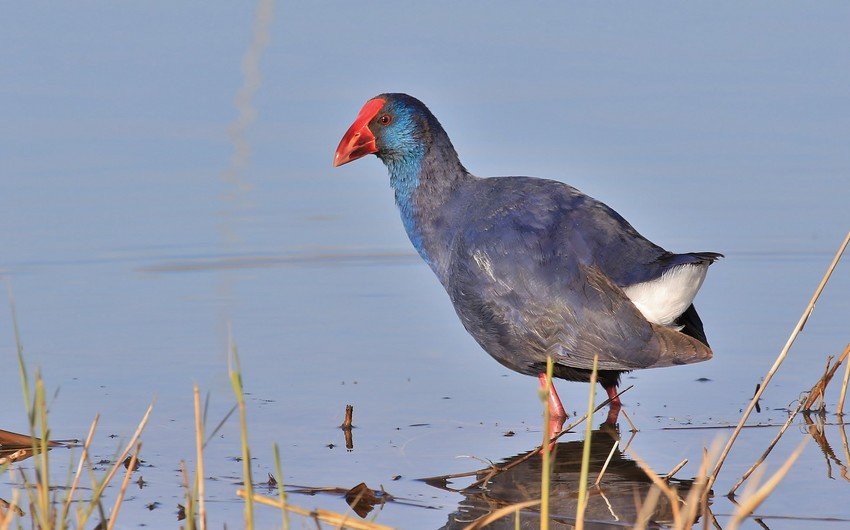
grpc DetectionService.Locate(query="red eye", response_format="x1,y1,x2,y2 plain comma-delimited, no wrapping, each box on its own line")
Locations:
379,114,391,125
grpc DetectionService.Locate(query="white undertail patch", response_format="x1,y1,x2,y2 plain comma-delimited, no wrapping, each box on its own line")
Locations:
623,264,708,327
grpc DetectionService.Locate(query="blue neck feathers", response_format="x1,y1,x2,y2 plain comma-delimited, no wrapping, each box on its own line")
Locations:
385,148,429,262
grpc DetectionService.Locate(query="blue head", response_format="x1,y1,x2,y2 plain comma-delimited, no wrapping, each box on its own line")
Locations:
333,93,435,177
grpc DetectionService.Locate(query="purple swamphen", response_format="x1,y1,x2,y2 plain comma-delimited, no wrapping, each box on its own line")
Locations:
334,93,720,425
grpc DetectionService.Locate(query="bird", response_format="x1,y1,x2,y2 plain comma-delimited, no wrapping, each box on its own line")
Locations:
333,93,720,426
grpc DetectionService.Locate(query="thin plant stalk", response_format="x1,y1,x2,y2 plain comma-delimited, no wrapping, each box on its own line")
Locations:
728,395,806,496
706,230,849,494
180,462,196,530
663,458,688,481
194,384,207,530
59,414,100,526
625,449,682,527
679,446,712,529
273,443,290,530
229,337,254,530
34,371,53,529
105,444,140,530
575,355,598,530
631,485,661,530
726,439,808,530
620,408,638,433
80,403,153,527
594,440,619,486
0,490,21,530
10,292,50,528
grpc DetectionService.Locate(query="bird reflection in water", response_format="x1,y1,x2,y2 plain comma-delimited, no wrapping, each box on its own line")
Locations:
428,425,711,529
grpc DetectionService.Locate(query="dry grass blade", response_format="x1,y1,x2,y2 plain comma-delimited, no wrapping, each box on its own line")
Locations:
228,336,254,529
575,355,598,530
625,449,682,527
81,402,153,525
193,384,207,530
594,440,620,486
462,500,540,530
631,484,662,530
59,414,100,525
0,490,21,530
679,447,711,530
726,439,809,530
621,408,639,433
663,459,688,482
179,461,196,530
706,230,850,495
238,490,396,530
272,443,290,530
105,443,140,530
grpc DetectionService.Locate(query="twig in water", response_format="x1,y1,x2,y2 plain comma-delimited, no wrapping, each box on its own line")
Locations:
726,439,809,530
342,405,354,450
727,399,805,496
803,349,849,411
341,404,354,429
621,407,638,433
705,230,850,496
594,440,620,487
663,459,689,482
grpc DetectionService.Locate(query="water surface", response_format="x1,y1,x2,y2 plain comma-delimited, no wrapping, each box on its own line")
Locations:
2,2,849,528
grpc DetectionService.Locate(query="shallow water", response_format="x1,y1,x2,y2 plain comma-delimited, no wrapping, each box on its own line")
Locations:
2,2,850,529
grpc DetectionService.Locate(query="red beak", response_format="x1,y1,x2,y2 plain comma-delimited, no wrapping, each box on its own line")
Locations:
333,98,385,167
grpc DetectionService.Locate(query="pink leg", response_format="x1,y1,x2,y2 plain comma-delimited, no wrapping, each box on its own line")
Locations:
538,374,567,419
604,385,622,425
538,374,566,448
